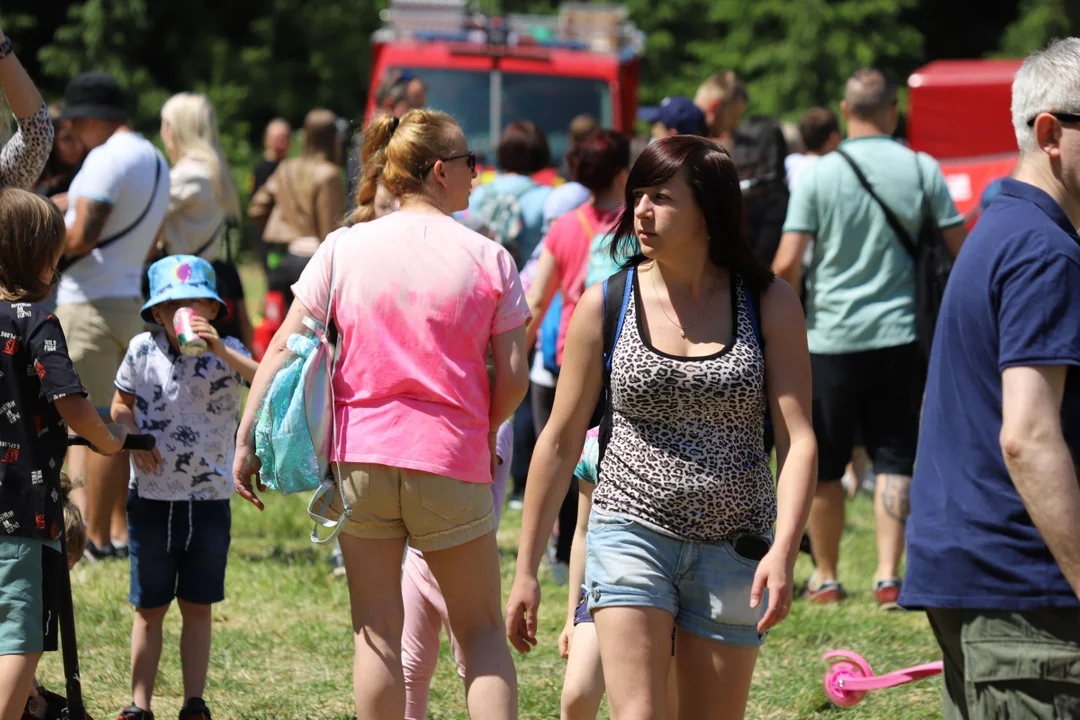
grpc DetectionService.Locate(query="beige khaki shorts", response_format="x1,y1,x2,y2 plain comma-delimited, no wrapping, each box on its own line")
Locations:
56,297,146,413
326,463,496,552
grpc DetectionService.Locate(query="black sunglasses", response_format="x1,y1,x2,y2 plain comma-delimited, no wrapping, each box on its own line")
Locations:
1026,111,1080,127
421,151,476,177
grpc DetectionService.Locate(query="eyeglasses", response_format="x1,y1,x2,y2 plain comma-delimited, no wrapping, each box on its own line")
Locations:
421,151,476,177
1026,111,1080,127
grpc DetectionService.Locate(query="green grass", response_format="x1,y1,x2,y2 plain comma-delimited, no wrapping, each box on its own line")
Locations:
37,492,942,719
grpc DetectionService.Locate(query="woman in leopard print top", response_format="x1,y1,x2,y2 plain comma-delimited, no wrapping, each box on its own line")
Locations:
508,136,817,719
0,23,54,190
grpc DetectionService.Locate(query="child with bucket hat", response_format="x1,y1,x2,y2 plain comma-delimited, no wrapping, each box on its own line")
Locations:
109,255,257,720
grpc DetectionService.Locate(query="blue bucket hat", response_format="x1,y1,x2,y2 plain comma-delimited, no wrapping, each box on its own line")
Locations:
141,255,225,324
638,96,708,137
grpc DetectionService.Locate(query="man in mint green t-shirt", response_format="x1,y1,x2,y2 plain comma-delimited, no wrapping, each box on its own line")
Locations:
772,68,967,608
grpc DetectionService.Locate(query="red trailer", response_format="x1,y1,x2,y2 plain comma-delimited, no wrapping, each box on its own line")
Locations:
907,59,1022,219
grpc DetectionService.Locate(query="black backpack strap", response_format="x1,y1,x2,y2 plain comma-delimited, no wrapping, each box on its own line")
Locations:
59,154,166,272
836,149,917,260
742,278,774,452
597,266,634,467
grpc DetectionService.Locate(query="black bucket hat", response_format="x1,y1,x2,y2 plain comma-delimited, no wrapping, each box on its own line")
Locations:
58,71,127,122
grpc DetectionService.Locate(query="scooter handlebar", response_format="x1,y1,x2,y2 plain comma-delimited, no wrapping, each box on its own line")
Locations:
67,433,157,452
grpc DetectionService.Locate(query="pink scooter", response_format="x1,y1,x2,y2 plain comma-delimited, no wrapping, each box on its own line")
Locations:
822,650,943,707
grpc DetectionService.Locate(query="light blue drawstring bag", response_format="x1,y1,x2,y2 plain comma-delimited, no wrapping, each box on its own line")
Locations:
254,238,352,543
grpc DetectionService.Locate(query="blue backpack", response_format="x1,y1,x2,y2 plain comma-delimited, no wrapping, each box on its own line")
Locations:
253,234,353,544
596,266,773,468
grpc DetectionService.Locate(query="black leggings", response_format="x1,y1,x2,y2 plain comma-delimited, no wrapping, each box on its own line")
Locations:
531,382,578,565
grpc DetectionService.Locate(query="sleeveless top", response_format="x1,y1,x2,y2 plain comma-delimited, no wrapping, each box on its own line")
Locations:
592,272,777,542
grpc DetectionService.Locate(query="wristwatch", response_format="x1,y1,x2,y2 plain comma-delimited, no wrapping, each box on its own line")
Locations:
0,38,13,60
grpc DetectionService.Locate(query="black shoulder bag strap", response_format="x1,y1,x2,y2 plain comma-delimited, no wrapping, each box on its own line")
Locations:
189,217,230,260
59,153,166,272
836,149,917,260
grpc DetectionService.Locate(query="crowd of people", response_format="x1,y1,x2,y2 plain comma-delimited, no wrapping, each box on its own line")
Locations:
0,13,1076,720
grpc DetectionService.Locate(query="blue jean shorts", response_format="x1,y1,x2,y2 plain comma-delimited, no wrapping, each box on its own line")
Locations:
585,510,770,648
127,490,231,609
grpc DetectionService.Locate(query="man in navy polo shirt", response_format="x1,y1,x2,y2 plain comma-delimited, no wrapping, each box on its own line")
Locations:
901,38,1080,719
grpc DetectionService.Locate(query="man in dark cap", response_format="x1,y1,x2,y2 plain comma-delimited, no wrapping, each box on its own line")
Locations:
55,71,170,565
638,95,708,140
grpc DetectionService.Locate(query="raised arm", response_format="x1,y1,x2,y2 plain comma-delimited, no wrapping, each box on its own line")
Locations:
0,24,52,189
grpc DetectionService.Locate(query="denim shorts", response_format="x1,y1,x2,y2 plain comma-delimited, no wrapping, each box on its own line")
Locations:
585,510,770,648
127,490,231,609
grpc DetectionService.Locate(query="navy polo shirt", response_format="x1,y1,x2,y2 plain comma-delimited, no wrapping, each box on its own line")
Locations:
900,179,1080,611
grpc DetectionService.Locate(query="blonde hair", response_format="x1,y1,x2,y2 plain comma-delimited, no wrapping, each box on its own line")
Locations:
59,473,86,569
354,109,460,218
696,71,748,106
161,92,241,219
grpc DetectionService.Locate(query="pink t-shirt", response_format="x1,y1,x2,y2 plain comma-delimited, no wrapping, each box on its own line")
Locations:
544,204,621,364
291,212,530,484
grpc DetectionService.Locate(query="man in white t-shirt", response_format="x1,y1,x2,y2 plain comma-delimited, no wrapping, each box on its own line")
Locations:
56,71,170,559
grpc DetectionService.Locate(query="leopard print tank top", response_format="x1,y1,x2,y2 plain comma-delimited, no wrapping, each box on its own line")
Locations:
593,272,777,542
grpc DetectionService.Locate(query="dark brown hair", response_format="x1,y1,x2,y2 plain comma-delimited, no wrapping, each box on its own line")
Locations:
567,129,630,193
497,121,551,175
609,135,774,290
0,188,67,303
799,107,840,153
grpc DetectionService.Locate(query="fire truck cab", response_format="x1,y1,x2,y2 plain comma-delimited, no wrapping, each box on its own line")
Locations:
366,0,644,179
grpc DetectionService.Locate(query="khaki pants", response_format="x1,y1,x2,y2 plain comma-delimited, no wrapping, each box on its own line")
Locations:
326,463,496,552
927,607,1080,719
56,297,145,413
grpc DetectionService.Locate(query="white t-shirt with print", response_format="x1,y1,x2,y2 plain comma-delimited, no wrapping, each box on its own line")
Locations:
59,132,171,305
115,332,249,501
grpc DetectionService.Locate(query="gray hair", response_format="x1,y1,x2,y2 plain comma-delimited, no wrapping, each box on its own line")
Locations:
1012,38,1080,152
844,68,897,120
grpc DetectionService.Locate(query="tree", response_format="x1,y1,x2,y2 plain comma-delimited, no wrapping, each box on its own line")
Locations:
994,0,1076,58
622,0,925,118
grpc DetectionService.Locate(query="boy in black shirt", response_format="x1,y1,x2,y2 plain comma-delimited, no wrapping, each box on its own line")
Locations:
0,188,127,719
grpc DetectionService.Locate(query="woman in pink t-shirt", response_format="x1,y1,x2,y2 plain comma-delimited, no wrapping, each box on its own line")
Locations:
233,110,530,719
521,129,631,575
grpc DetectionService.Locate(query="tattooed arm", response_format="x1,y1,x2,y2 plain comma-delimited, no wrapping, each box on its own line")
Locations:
65,197,114,257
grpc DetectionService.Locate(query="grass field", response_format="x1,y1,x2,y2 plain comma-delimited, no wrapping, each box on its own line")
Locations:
36,266,943,718
37,491,942,719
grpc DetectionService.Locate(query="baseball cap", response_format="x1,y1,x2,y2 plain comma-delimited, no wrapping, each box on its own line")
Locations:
638,96,708,137
58,71,128,122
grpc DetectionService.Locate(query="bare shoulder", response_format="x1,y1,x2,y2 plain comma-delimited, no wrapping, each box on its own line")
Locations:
569,283,605,340
759,277,805,335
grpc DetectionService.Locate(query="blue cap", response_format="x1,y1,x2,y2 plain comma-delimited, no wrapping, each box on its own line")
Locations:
141,255,225,324
638,96,708,136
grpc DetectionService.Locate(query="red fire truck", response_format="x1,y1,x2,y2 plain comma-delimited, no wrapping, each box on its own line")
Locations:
906,59,1022,221
364,0,645,182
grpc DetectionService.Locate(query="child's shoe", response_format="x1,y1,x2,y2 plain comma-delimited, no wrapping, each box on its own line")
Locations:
178,697,212,720
84,538,115,562
119,705,154,719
